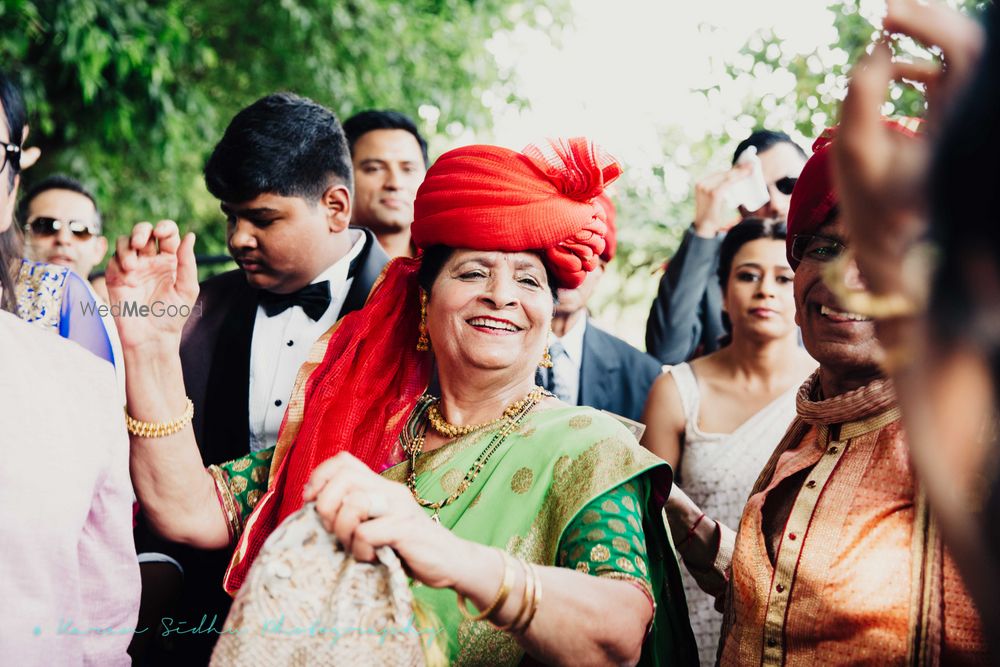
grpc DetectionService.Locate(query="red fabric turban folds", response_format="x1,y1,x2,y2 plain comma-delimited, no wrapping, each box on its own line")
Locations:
787,118,923,268
595,192,617,262
412,137,622,288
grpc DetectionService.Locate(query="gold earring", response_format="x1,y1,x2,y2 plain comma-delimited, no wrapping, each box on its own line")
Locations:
416,290,430,352
539,345,553,368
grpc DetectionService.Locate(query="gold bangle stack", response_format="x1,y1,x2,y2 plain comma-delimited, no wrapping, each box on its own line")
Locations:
457,550,516,621
125,398,194,438
454,549,544,635
496,560,542,633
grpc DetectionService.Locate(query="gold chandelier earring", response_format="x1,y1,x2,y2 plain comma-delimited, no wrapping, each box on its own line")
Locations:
416,289,430,352
539,345,553,368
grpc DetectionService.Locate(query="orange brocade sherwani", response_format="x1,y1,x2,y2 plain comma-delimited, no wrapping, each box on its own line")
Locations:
719,374,987,666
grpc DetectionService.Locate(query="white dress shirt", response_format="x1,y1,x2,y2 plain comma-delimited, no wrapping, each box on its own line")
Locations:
248,230,366,452
549,315,587,406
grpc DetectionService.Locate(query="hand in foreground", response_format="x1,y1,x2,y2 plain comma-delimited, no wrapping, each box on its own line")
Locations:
692,163,752,238
105,220,198,349
303,452,470,589
835,0,985,296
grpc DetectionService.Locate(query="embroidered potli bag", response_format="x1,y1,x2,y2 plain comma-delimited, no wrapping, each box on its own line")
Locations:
211,503,429,667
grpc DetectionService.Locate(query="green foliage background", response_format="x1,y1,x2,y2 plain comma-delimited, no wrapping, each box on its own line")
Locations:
1,0,556,257
591,0,987,334
0,0,988,337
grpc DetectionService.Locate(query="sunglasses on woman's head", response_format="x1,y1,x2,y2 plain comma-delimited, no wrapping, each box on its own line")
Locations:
27,216,99,240
1,140,20,175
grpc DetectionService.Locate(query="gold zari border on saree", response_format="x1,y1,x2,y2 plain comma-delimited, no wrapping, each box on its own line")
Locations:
208,464,243,544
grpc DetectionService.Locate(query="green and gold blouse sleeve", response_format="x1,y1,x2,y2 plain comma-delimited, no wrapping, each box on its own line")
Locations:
557,478,653,604
206,446,275,543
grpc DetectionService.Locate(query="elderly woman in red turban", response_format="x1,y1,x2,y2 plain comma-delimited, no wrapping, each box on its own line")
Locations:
110,137,696,665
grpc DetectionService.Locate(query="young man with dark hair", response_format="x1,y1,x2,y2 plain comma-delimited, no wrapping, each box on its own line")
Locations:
146,93,389,663
190,92,388,459
342,109,428,258
645,128,808,364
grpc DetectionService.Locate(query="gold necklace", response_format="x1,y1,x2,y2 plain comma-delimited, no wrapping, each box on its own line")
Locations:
403,386,544,522
426,387,545,438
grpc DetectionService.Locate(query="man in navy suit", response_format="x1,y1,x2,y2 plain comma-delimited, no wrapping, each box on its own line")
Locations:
542,194,661,424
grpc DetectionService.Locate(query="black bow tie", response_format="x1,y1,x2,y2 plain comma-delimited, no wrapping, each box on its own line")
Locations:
259,281,332,321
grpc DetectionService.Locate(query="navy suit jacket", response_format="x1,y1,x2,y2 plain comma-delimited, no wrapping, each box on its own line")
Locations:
537,320,662,423
645,227,726,365
579,322,663,423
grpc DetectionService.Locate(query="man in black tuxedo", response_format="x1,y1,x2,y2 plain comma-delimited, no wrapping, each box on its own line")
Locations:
136,93,390,665
541,194,661,424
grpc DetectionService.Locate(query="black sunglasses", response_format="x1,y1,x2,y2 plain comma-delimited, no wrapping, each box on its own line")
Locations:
27,216,99,240
1,140,20,176
790,234,846,264
774,177,798,196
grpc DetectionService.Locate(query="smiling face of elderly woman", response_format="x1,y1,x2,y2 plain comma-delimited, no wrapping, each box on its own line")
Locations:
418,246,555,379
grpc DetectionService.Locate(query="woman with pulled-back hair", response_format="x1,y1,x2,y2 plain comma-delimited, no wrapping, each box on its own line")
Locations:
641,217,815,664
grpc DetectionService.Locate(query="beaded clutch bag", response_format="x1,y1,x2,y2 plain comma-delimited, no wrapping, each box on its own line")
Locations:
210,503,428,666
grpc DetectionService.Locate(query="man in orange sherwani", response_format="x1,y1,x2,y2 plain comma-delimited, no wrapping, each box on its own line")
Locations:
678,122,989,666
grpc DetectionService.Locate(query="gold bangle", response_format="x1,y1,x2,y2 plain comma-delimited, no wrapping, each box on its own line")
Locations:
520,563,543,631
497,557,533,632
125,398,194,438
457,550,514,621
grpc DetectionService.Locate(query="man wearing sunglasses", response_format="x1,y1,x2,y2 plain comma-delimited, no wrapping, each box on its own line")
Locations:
20,175,110,302
645,129,807,365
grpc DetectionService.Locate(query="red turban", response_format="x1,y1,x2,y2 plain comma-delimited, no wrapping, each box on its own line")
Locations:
413,137,621,288
226,137,620,591
787,118,923,268
595,192,617,262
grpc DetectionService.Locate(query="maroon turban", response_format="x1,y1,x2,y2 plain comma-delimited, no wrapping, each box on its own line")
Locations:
787,118,923,268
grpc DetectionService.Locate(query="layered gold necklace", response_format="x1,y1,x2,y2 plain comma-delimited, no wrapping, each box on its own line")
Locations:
403,386,545,522
425,386,545,438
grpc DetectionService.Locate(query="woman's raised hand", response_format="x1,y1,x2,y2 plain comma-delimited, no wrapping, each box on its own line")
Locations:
105,220,199,349
304,452,473,589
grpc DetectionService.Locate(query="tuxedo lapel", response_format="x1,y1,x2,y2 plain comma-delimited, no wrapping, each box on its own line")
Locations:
339,227,390,319
201,279,258,464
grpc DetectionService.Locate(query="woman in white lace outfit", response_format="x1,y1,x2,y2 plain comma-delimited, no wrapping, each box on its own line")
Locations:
641,218,815,664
